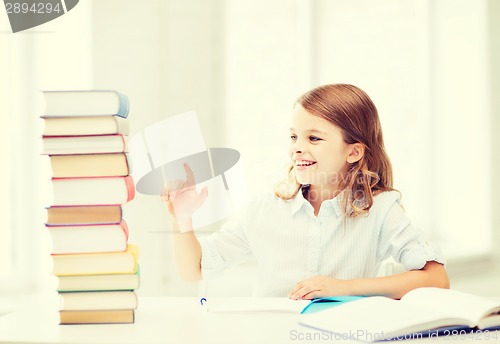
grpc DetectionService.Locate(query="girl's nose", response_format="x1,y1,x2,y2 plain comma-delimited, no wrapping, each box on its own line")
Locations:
291,140,304,154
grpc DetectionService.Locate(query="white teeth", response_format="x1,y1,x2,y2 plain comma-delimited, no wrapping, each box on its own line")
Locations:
296,161,315,166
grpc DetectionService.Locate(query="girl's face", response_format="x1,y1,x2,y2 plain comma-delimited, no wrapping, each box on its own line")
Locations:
289,104,351,189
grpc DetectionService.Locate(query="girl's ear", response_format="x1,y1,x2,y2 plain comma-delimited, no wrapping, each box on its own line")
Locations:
346,143,364,164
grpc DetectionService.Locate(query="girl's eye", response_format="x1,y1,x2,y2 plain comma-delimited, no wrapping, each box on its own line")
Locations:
309,136,322,142
290,135,297,140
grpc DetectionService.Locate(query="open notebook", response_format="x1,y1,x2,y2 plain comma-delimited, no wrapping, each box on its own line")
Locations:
299,287,500,341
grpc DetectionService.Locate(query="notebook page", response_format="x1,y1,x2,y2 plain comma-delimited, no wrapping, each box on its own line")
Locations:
401,288,500,324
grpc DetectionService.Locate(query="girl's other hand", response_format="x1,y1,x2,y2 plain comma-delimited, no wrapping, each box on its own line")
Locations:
160,163,208,223
288,276,351,300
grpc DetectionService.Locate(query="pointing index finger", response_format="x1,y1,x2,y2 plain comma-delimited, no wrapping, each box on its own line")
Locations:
183,163,195,186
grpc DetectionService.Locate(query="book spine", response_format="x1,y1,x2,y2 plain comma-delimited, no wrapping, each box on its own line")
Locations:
120,220,129,240
124,153,132,176
115,91,130,119
121,135,128,153
114,116,131,135
124,176,135,202
128,244,139,272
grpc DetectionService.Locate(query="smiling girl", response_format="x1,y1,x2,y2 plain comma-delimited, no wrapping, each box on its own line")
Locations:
164,84,449,300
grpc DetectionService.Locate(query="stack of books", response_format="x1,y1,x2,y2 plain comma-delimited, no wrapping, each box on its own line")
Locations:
41,90,139,324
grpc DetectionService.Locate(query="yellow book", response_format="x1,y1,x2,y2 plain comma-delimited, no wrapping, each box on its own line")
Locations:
50,153,130,178
52,244,138,276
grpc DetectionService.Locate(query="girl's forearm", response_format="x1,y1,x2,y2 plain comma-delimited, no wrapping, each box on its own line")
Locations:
349,261,450,299
171,217,202,282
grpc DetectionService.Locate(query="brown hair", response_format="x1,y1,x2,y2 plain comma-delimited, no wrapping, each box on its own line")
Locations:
274,84,395,218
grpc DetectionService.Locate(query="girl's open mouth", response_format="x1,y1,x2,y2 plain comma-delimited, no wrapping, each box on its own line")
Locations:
295,160,317,168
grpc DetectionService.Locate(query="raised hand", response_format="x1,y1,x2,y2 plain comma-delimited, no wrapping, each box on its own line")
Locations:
161,163,208,231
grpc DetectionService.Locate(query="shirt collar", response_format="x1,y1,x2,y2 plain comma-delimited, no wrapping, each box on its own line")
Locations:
289,187,344,218
289,187,308,215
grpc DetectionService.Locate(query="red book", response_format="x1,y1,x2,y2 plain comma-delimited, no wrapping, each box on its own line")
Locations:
51,176,135,206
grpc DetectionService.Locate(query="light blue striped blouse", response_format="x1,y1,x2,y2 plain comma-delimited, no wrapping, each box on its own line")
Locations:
198,189,445,297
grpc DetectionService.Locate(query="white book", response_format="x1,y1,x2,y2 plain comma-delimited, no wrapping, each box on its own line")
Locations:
51,176,135,206
43,135,128,155
42,90,129,118
47,220,128,254
59,291,138,311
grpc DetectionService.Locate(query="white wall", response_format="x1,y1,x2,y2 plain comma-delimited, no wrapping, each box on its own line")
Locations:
87,0,499,297
314,0,492,259
490,0,500,267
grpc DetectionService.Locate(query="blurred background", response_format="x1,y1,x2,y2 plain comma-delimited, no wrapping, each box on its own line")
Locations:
1,0,499,299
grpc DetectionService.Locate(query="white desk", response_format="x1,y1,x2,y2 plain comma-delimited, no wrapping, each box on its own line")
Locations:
0,296,495,343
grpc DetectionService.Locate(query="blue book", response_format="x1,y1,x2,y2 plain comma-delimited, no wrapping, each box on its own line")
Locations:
301,295,365,314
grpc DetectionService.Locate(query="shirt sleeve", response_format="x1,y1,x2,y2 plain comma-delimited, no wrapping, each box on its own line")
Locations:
198,206,254,279
376,194,446,271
